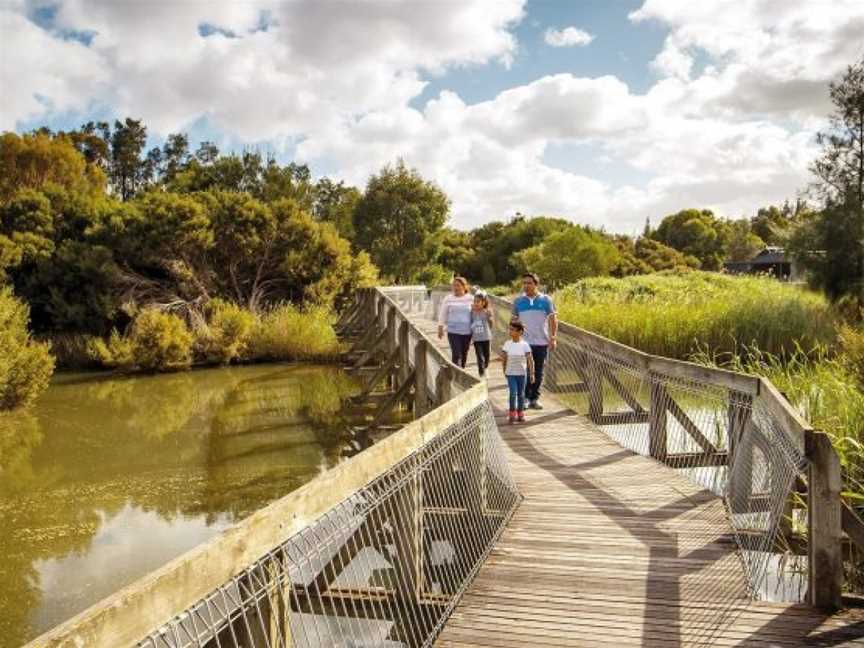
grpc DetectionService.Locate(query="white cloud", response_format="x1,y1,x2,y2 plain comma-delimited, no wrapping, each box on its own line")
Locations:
2,0,863,233
2,0,524,137
544,26,594,48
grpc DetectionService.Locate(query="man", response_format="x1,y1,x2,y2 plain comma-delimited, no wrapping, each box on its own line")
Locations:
511,272,557,409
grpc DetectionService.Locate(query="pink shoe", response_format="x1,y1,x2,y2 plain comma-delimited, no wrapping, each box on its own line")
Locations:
507,410,516,424
517,410,525,423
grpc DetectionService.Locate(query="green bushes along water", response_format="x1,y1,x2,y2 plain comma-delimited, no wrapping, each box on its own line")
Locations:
0,288,54,409
85,302,340,373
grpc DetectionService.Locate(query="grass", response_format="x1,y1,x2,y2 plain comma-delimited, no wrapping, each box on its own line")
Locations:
554,271,838,360
246,303,341,362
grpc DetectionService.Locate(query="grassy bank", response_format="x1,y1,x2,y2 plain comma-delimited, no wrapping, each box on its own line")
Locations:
554,271,837,360
65,302,341,373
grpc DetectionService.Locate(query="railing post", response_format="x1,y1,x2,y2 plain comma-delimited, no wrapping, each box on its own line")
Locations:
576,351,603,422
415,339,429,417
398,319,410,384
806,430,843,610
436,365,453,405
648,377,667,461
385,305,396,390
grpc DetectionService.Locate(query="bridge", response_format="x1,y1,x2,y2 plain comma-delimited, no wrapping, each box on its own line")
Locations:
27,286,864,647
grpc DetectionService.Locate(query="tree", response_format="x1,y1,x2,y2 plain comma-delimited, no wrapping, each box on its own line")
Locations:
465,215,572,284
0,132,105,204
513,227,620,289
811,56,864,212
651,208,731,270
353,160,449,282
750,201,807,246
634,238,699,272
436,227,474,277
726,219,765,262
793,56,864,301
313,178,361,239
109,118,149,200
789,201,861,300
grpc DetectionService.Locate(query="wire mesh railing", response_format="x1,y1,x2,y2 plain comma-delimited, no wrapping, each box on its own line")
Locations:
138,395,518,648
28,287,520,648
455,290,818,603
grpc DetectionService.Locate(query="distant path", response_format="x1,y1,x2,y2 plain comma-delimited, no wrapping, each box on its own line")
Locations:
407,312,864,648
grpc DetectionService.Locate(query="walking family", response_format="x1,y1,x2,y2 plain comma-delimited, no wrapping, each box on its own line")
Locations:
437,272,558,425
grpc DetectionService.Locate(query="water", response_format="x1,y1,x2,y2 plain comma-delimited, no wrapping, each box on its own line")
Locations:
0,363,388,646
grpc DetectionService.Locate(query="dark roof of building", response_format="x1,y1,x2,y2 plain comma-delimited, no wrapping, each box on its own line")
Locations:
750,247,788,265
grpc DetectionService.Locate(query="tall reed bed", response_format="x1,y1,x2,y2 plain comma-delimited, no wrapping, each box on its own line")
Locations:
554,271,838,360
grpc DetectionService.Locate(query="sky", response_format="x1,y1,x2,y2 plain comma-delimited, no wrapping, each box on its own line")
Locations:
2,0,864,233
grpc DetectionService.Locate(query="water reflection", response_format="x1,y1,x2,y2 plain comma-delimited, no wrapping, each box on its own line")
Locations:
0,364,370,646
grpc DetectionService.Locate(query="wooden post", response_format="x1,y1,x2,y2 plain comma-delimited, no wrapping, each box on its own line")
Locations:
392,457,423,603
398,319,410,385
385,305,396,390
807,430,843,610
415,339,429,417
578,352,604,422
648,378,668,461
436,365,453,405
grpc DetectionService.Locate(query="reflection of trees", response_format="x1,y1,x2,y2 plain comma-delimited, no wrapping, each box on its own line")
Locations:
0,364,363,644
0,411,44,647
193,366,358,522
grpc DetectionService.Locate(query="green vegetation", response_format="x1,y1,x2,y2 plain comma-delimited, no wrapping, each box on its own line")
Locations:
0,288,54,409
247,304,340,362
86,302,339,372
555,271,837,359
352,160,450,283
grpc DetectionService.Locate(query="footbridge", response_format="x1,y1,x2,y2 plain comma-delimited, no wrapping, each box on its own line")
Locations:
27,286,864,647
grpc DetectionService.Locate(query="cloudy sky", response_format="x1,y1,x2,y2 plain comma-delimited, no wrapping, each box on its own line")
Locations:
2,0,863,232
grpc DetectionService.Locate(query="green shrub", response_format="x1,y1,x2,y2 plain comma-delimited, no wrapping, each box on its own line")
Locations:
198,299,256,364
554,271,838,360
87,329,135,370
0,288,55,410
247,303,339,361
130,309,194,371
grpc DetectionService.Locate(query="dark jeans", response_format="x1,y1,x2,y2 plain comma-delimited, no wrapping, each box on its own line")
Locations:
473,340,491,375
506,374,526,412
447,332,472,368
526,344,548,401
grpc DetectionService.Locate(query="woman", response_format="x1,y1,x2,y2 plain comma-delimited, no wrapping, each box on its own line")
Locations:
437,276,474,368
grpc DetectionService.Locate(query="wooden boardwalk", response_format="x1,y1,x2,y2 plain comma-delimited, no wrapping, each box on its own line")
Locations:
409,314,864,648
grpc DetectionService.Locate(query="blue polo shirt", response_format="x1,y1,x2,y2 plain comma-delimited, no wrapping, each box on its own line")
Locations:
512,293,556,346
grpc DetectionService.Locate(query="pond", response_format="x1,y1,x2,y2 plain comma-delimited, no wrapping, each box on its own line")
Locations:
0,363,396,646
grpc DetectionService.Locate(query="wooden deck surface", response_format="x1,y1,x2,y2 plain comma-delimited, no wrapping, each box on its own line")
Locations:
409,314,864,648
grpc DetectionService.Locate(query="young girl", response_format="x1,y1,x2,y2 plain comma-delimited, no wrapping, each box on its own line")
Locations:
500,321,535,424
470,291,493,377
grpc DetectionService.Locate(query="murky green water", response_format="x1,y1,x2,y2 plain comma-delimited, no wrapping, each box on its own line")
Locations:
0,363,382,646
